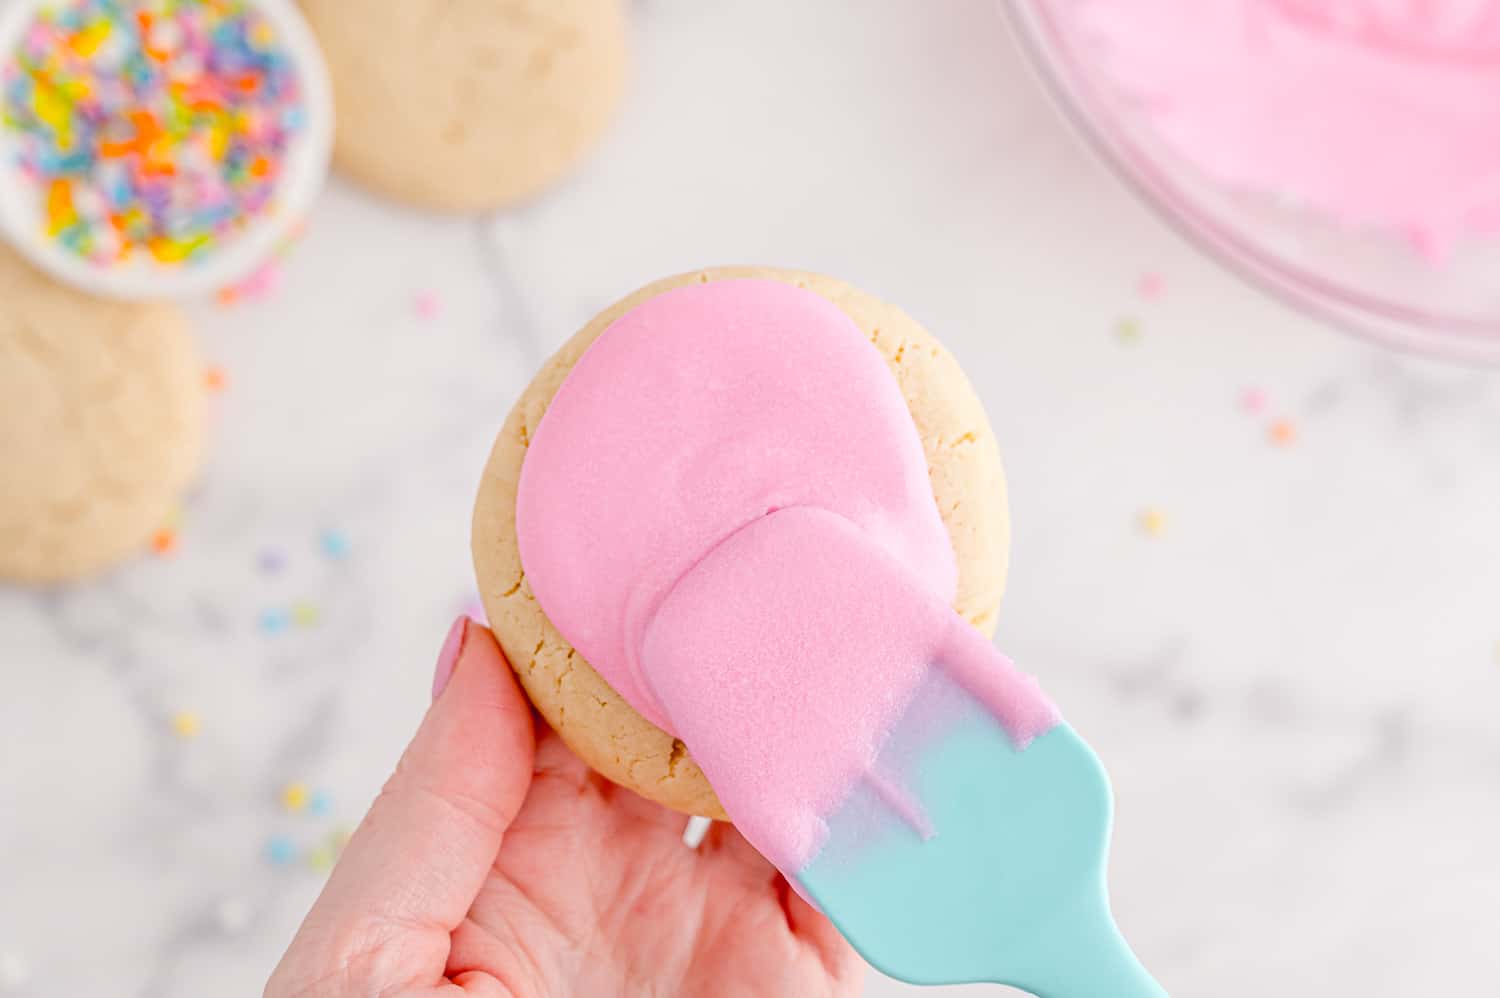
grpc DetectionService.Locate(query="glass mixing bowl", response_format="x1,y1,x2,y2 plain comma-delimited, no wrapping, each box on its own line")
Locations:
1004,0,1500,364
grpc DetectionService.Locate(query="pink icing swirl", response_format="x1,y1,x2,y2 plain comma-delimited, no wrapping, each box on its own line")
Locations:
515,280,1057,871
1067,0,1500,249
1273,0,1500,60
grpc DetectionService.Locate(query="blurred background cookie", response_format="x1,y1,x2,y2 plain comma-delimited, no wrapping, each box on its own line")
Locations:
472,267,1010,818
300,0,628,213
0,246,203,583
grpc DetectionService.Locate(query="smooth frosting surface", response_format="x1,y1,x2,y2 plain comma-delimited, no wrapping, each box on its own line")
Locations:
515,279,1055,871
644,506,1057,869
1067,0,1500,251
516,279,956,731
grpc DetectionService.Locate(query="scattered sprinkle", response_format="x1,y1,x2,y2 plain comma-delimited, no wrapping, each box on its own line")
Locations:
1240,388,1267,414
318,528,350,560
150,527,177,555
414,290,443,319
204,365,227,392
1138,272,1165,300
265,836,297,866
258,607,290,635
256,547,284,574
0,950,29,991
307,789,332,817
218,259,283,303
2,0,308,268
1114,316,1142,344
213,896,253,935
290,601,319,627
170,710,201,739
281,781,310,812
1138,508,1167,537
1268,419,1297,447
330,824,352,851
306,844,334,872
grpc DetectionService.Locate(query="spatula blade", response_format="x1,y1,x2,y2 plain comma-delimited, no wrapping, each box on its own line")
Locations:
798,683,1164,997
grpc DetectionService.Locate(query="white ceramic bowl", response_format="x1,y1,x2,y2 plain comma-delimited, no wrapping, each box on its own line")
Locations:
1005,0,1500,365
0,0,331,301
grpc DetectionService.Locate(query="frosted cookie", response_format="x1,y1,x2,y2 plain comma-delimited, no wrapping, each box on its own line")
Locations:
472,267,1008,818
301,0,628,212
0,247,203,583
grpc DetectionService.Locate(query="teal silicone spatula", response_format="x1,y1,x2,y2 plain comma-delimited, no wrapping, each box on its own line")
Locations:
798,679,1163,996
644,508,1165,998
510,275,1164,995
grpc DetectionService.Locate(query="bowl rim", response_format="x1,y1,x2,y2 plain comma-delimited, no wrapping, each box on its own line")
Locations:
1002,0,1500,366
0,0,332,302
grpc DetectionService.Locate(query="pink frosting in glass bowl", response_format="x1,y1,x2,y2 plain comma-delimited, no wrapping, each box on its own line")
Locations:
1007,0,1500,363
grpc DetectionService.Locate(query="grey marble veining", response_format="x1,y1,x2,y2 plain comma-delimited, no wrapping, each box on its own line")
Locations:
3,2,1499,996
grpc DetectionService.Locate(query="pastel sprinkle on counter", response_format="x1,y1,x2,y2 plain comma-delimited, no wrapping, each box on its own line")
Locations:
317,527,349,560
216,256,281,302
413,289,442,319
150,525,176,554
265,835,296,865
280,780,309,812
1,0,305,267
258,606,290,634
169,709,201,738
1114,316,1142,344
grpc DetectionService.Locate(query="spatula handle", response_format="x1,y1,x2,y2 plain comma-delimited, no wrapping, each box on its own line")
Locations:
1021,903,1166,998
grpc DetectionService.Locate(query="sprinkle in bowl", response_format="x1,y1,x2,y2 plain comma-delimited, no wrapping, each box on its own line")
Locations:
0,0,331,301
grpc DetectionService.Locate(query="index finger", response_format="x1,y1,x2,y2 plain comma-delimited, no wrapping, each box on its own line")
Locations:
268,620,535,995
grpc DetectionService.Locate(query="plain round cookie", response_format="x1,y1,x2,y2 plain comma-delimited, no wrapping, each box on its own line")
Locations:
473,267,1009,819
0,248,203,584
301,0,628,213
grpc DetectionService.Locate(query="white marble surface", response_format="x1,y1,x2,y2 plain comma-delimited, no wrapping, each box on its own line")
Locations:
4,1,1500,995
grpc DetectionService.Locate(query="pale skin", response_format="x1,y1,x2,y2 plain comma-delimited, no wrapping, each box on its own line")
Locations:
266,621,864,998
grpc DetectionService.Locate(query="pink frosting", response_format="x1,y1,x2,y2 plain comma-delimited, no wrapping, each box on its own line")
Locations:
515,279,1057,872
1065,0,1500,249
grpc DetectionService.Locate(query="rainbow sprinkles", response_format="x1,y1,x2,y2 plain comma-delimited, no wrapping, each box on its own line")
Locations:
1,0,306,268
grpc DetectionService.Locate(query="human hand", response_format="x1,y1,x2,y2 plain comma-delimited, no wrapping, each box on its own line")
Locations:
266,618,863,997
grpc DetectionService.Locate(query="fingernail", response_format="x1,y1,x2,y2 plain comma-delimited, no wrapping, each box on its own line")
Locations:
432,616,470,701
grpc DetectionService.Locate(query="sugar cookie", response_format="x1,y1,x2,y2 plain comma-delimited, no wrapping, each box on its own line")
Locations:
473,267,1008,817
301,0,628,212
0,247,203,583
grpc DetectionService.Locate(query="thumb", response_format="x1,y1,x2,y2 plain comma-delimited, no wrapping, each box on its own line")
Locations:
270,619,535,994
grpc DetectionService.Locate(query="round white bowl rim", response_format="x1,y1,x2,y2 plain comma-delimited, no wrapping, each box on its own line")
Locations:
0,0,332,302
1002,0,1500,366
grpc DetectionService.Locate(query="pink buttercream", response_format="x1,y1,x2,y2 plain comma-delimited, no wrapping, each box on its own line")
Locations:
515,279,1057,872
515,280,956,732
1064,0,1500,249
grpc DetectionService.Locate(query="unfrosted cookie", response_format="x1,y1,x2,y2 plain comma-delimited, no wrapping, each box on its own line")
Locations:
472,267,1009,818
301,0,628,213
0,248,203,584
